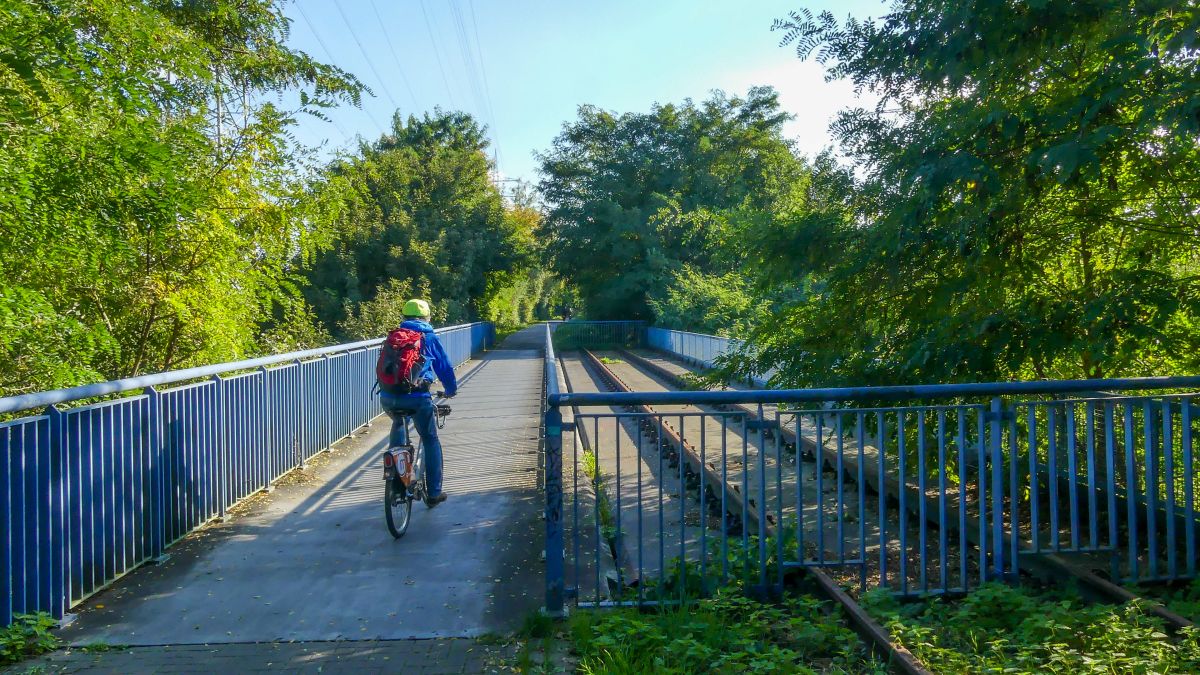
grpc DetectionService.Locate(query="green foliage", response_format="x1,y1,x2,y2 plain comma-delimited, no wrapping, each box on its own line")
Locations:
519,611,556,640
742,2,1200,387
482,186,563,328
550,323,642,351
648,265,761,337
0,0,362,396
303,111,536,336
1136,578,1200,622
537,88,807,322
337,278,427,340
862,582,1200,673
569,591,877,674
1,613,59,665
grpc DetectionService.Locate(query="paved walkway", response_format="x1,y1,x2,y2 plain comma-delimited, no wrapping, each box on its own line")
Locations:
8,639,521,674
9,326,548,672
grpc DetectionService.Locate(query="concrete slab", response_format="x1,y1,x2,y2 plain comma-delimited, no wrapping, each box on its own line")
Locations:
6,638,521,674
56,326,548,646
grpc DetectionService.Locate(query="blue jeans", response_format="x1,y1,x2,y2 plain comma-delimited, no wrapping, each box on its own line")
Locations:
381,396,444,496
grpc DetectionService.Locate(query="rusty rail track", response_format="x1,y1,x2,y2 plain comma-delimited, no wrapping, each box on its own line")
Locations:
617,347,1197,633
578,349,932,674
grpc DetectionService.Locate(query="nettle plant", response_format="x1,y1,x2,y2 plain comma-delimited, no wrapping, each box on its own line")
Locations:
1,613,60,666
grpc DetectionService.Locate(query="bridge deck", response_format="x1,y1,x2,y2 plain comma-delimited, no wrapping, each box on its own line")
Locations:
54,325,546,646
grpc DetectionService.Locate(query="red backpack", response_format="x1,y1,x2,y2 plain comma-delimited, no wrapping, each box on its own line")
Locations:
376,327,426,395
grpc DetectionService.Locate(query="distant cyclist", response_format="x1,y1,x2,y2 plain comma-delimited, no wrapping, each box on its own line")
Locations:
376,299,457,507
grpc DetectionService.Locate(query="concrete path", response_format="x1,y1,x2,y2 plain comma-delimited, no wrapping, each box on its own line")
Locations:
43,326,547,655
6,638,522,674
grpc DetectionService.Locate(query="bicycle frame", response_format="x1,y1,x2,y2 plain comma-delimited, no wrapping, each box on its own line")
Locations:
383,414,424,493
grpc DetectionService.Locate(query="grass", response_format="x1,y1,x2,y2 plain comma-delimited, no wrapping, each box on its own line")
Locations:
862,582,1200,673
511,610,565,674
598,356,623,364
568,590,880,674
519,611,557,640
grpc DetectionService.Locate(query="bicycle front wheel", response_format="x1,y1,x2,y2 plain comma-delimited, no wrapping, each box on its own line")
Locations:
385,479,412,539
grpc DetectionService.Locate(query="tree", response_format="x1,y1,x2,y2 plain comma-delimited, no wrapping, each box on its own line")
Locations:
0,0,362,395
537,88,806,320
303,111,531,338
744,1,1200,387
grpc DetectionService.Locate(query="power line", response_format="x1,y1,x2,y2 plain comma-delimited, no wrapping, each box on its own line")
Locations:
447,1,486,115
419,0,457,106
333,0,403,118
447,0,502,176
296,2,385,138
316,112,354,144
467,0,504,175
466,0,499,128
368,0,420,111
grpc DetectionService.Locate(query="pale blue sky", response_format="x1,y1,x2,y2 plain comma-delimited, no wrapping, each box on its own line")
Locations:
284,0,884,186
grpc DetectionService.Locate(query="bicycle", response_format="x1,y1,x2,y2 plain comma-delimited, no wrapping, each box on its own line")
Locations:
382,395,451,539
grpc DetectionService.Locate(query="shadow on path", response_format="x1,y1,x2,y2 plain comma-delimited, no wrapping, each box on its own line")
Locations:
52,326,549,648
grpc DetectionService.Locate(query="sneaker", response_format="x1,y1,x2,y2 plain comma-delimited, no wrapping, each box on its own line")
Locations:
425,492,448,508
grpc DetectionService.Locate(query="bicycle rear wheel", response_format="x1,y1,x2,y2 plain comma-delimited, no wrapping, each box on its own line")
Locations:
385,479,412,539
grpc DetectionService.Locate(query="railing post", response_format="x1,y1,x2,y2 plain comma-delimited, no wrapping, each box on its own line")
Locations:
293,360,311,448
989,396,1006,580
45,405,69,621
322,354,332,449
544,403,565,616
259,366,273,490
212,375,228,519
144,386,169,563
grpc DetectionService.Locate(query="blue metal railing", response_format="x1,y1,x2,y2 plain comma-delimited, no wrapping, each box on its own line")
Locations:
542,326,1200,613
543,324,565,614
548,320,645,349
1,322,493,627
552,323,771,383
646,327,772,386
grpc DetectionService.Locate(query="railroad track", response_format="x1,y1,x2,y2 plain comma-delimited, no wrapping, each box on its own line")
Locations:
573,348,931,674
613,347,1197,633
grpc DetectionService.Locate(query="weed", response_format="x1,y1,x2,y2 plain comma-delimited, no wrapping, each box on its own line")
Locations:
569,590,879,673
79,638,118,653
519,611,556,640
515,635,558,674
580,448,619,545
598,356,624,364
515,642,536,672
1,613,60,666
476,631,510,646
1136,578,1200,621
862,582,1200,673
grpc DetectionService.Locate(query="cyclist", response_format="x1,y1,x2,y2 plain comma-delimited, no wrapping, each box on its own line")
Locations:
379,299,457,507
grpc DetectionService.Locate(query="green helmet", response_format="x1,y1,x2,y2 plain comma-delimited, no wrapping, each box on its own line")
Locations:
403,298,431,319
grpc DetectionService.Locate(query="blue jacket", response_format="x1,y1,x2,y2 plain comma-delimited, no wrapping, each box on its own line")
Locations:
383,319,458,400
